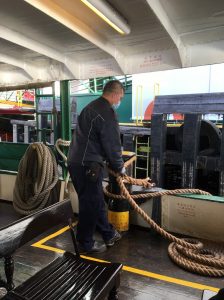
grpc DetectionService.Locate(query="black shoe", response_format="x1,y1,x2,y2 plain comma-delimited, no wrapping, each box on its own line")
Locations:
105,230,121,247
78,241,107,254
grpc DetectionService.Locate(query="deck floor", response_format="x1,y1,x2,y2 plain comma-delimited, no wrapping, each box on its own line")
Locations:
0,201,223,300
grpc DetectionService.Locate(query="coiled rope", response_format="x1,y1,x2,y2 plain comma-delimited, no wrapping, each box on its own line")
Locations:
13,142,59,215
56,139,224,276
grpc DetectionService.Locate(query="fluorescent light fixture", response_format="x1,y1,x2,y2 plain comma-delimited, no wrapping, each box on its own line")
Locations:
80,0,130,35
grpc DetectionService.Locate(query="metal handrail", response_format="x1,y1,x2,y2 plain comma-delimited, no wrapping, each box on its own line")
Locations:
70,75,132,95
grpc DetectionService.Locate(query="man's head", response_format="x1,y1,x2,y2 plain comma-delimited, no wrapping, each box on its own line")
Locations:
102,80,124,106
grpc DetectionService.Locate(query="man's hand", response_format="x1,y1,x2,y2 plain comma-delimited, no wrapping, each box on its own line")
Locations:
120,166,126,176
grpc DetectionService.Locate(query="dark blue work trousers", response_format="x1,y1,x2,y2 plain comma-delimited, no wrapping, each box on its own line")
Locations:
68,164,114,251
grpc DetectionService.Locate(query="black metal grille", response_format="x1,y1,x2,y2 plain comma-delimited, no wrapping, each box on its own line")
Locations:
5,252,121,300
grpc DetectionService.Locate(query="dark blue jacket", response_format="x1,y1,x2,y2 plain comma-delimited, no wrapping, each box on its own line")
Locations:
68,96,124,172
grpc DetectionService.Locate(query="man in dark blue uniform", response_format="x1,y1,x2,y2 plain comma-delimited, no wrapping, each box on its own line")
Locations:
68,80,125,253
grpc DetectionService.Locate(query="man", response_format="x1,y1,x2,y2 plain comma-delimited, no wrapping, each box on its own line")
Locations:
68,80,125,253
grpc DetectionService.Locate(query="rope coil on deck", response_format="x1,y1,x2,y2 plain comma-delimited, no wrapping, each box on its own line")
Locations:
55,139,224,277
13,142,59,215
105,159,224,277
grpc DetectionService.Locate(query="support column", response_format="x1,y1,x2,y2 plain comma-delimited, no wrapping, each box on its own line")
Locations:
60,80,71,142
60,80,71,181
150,113,167,186
181,114,201,188
12,124,17,143
24,125,29,144
150,113,167,225
219,115,224,196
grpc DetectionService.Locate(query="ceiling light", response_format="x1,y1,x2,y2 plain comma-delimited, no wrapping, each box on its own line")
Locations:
80,0,130,35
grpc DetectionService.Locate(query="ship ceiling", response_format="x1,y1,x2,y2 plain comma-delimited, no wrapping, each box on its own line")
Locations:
0,0,224,87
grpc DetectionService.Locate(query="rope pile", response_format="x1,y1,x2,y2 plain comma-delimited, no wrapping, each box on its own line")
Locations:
13,143,58,215
104,159,224,277
56,139,224,276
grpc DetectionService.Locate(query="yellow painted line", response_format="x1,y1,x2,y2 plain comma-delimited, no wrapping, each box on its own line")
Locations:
75,255,219,293
122,266,219,292
32,225,70,249
0,100,34,108
119,123,144,126
81,255,109,263
34,244,65,253
32,226,219,293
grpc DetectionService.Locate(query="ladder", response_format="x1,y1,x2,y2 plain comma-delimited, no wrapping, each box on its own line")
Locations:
134,135,150,178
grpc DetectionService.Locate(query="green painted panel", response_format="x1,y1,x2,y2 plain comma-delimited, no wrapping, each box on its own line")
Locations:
116,88,132,123
75,86,133,123
76,94,98,114
0,142,29,171
177,193,224,203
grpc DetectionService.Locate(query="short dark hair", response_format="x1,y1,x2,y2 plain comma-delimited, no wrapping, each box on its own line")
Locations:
103,80,124,94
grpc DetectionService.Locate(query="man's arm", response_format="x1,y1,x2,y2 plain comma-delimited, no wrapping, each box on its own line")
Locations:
99,119,124,173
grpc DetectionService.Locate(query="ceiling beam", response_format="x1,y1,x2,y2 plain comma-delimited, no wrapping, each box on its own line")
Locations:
0,81,54,92
0,52,38,79
0,25,79,78
146,0,187,67
24,0,126,74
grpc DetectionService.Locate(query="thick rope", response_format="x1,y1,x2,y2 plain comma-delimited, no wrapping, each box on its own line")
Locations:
56,139,224,276
13,143,59,215
107,163,224,277
55,138,70,163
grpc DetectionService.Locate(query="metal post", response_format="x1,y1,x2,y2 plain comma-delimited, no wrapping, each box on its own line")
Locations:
52,82,58,144
12,124,17,143
60,80,71,142
35,88,41,142
150,113,167,225
150,113,167,186
181,114,201,188
60,80,71,180
24,126,29,144
219,115,224,196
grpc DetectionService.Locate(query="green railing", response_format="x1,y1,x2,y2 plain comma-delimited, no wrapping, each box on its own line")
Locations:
70,75,132,95
69,75,133,123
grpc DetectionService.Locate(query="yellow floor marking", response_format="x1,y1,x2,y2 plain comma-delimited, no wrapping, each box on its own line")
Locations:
122,266,219,292
32,225,69,253
32,226,219,293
